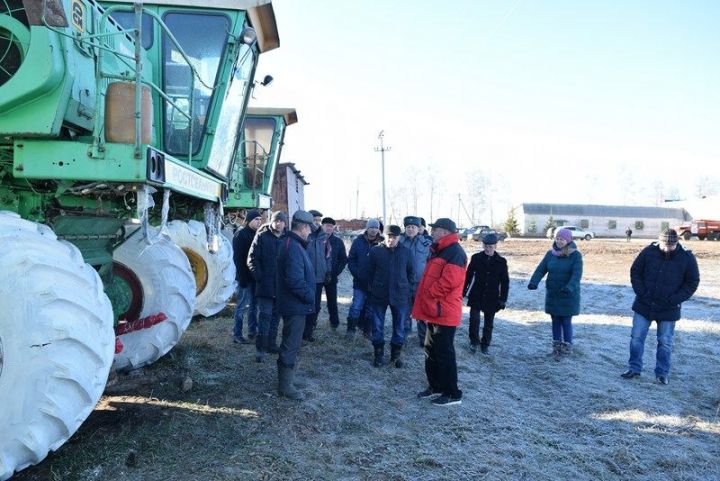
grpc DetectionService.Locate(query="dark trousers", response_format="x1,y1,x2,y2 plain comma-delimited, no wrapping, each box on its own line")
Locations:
424,324,462,399
278,314,305,368
304,281,340,336
256,296,280,348
469,307,496,347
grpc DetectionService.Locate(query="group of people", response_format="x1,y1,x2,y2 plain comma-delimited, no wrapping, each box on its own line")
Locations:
231,208,701,404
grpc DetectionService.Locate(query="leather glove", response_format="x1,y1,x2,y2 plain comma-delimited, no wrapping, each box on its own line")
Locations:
560,286,571,295
527,283,538,290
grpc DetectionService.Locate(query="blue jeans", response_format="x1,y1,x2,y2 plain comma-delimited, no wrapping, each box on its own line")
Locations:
233,284,258,338
348,288,368,320
256,296,280,346
551,315,573,344
628,312,676,376
369,303,408,346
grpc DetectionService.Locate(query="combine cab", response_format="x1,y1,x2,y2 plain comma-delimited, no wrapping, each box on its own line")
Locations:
0,0,279,477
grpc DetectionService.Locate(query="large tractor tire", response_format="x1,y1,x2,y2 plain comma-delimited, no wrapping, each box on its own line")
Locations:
113,230,195,371
0,211,114,481
166,220,237,317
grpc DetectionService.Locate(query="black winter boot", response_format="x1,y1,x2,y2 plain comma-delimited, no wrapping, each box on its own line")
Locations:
255,335,266,363
390,343,403,368
346,317,357,339
373,343,385,367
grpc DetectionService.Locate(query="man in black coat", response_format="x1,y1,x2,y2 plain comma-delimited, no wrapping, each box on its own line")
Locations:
303,209,332,341
463,233,509,355
232,209,262,343
247,211,286,362
367,225,414,368
621,229,700,385
275,210,317,400
315,217,348,329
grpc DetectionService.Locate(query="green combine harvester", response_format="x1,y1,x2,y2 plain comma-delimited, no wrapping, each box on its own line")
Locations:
0,0,279,478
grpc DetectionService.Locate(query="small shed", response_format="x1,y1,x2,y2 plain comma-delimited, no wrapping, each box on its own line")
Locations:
517,203,691,238
272,162,308,220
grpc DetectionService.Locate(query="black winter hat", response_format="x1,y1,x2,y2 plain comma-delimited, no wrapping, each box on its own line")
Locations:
245,209,261,224
321,217,336,225
384,225,402,237
420,217,427,227
658,228,679,244
308,209,323,217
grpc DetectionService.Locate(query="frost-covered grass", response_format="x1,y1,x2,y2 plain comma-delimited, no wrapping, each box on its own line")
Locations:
14,240,720,481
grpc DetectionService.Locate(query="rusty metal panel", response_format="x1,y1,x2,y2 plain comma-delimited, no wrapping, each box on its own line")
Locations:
23,0,69,27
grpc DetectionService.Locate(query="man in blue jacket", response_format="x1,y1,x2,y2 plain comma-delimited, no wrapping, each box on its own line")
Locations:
621,229,700,385
367,225,414,367
276,210,316,400
346,218,383,338
400,215,432,346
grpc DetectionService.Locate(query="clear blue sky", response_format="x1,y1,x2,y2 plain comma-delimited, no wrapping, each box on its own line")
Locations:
253,0,720,226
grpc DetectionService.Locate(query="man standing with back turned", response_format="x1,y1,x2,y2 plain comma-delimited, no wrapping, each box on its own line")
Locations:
276,211,317,400
413,218,467,406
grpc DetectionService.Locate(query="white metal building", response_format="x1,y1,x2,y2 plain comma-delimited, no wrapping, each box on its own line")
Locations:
517,203,691,238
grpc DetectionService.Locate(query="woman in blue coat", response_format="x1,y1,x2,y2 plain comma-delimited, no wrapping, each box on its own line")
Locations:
528,228,583,356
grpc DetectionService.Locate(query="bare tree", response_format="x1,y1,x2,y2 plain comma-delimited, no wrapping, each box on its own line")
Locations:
694,176,720,199
465,169,489,225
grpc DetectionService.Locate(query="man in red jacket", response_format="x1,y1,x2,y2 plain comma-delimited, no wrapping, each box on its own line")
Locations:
412,218,467,406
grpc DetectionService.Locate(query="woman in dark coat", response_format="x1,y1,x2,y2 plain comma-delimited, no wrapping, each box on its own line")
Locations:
528,227,583,357
463,233,509,354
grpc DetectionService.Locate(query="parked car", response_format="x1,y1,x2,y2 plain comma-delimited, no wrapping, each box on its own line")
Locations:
471,226,508,242
546,225,595,241
458,227,476,241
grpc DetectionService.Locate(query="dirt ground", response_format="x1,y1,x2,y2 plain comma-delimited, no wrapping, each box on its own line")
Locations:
14,238,720,481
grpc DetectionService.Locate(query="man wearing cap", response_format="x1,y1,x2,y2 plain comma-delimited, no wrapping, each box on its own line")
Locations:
621,228,699,385
463,232,509,355
247,211,287,362
420,217,433,243
316,217,348,329
303,209,332,341
275,210,317,400
400,216,432,346
232,209,263,344
347,218,384,338
413,218,467,406
367,225,414,367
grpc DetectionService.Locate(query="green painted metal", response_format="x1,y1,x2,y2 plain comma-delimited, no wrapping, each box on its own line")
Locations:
225,110,295,210
50,215,125,266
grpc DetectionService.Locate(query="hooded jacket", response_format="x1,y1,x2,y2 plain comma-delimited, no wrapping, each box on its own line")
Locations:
411,233,467,327
630,242,699,322
348,231,383,290
529,241,583,316
247,224,285,298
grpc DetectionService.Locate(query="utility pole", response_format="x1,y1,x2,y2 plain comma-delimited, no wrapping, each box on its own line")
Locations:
374,130,391,223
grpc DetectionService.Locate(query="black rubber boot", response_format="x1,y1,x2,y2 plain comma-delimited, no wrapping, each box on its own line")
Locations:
278,365,304,400
390,343,403,368
373,343,385,367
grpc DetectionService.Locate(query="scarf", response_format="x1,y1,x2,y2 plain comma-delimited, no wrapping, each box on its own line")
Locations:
551,241,577,257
